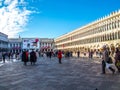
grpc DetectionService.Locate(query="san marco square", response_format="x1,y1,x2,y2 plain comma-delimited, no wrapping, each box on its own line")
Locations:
0,55,120,90
0,0,120,90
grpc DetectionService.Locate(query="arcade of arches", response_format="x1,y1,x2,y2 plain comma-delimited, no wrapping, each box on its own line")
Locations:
55,10,120,56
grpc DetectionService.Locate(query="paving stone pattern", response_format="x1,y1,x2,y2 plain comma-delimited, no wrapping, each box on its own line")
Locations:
0,57,120,90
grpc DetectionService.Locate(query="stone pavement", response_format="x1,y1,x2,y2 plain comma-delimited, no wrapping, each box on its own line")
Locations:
0,57,120,90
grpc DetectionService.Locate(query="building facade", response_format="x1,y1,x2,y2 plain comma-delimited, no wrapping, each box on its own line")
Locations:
55,10,120,55
8,38,22,53
0,31,54,54
39,38,54,52
0,32,8,52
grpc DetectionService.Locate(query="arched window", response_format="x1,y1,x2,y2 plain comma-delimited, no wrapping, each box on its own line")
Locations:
105,34,107,41
106,24,108,30
115,32,117,39
114,21,117,29
112,22,115,29
118,20,120,28
112,33,114,40
103,35,105,41
109,34,111,40
118,31,120,39
110,33,112,40
109,23,111,30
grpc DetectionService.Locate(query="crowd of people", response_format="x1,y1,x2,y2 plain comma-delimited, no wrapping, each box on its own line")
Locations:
1,47,120,75
0,50,64,65
21,49,55,65
0,52,20,63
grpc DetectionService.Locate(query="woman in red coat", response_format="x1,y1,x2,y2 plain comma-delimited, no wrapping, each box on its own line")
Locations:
57,50,62,64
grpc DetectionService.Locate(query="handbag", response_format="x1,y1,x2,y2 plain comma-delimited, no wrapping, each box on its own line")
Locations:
116,61,120,67
106,57,113,64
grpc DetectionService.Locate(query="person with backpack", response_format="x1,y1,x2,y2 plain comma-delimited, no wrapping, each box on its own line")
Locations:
114,48,120,72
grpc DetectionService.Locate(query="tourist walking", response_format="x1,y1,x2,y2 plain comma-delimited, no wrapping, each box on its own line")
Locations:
8,52,11,60
2,52,6,63
30,50,37,65
102,45,115,74
57,50,62,64
22,50,29,66
48,51,52,59
88,50,94,59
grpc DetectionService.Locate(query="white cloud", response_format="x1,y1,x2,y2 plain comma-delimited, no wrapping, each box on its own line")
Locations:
4,0,12,5
0,0,3,6
0,0,33,38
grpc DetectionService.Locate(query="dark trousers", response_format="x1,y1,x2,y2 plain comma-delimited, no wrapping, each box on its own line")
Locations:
102,60,115,74
59,58,62,64
102,60,106,74
3,58,5,63
109,67,115,73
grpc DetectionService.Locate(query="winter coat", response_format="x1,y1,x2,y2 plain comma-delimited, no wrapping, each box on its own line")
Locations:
57,51,62,59
22,51,29,62
30,51,37,62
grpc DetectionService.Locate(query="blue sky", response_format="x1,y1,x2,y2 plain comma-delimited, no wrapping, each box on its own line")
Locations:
0,0,120,38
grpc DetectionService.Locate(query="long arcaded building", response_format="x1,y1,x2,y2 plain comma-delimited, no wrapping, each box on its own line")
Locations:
55,10,120,55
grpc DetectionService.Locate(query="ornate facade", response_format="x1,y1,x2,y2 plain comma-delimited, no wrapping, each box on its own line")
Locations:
8,38,54,53
8,38,22,53
8,38,54,52
39,38,54,52
55,10,120,54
